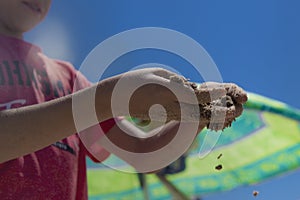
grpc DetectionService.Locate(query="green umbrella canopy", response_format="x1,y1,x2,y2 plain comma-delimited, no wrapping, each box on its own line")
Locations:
86,92,300,200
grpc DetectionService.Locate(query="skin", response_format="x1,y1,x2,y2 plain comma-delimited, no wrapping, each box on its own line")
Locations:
0,69,218,162
0,0,52,39
0,0,248,171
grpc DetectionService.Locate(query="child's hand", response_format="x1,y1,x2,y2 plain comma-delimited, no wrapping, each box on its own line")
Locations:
197,82,248,131
103,68,226,122
96,68,247,130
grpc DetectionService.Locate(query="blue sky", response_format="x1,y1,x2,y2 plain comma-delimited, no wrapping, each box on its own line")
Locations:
26,1,300,199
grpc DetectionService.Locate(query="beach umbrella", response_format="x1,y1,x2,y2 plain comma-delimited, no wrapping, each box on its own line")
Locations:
86,92,300,200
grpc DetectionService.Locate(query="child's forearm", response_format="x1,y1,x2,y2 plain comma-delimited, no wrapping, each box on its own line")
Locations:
0,95,75,162
97,119,206,172
0,82,114,163
102,120,205,153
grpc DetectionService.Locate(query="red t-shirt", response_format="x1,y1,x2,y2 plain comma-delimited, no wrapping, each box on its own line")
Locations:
0,34,113,200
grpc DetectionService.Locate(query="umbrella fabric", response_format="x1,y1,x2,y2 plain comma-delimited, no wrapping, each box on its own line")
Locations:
87,92,300,200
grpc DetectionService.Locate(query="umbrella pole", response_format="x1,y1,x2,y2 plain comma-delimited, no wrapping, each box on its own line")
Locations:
137,173,150,200
155,173,190,200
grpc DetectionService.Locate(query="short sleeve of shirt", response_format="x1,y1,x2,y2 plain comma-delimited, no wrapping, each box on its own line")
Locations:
79,118,117,163
55,60,114,162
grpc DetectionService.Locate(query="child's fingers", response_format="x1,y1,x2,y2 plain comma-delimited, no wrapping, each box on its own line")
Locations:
198,82,248,104
201,100,244,131
234,103,244,118
150,70,226,104
194,85,227,104
223,83,248,104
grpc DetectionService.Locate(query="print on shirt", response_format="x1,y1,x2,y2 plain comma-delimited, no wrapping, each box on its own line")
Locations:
52,142,76,156
0,99,26,110
0,60,40,87
0,59,72,98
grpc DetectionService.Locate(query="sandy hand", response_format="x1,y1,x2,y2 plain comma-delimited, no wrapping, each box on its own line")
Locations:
167,76,247,131
111,68,247,130
196,82,248,131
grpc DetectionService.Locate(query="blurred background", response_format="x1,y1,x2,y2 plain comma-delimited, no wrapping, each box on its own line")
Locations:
26,1,300,199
